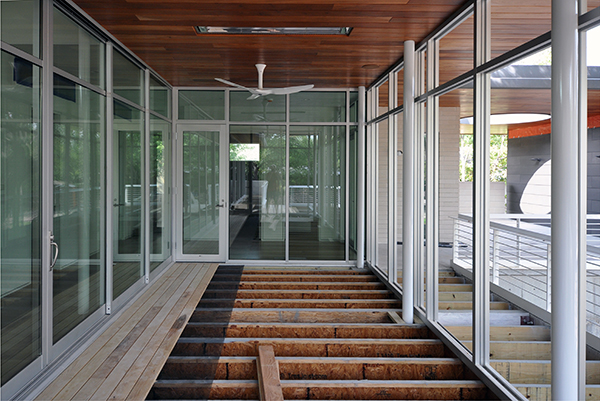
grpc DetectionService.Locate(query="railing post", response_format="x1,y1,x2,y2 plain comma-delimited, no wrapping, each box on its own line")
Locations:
453,219,459,261
546,243,552,311
492,229,499,285
516,218,521,266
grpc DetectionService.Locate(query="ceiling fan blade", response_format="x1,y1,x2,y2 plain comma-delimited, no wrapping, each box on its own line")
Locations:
268,84,314,95
215,78,249,90
247,93,261,100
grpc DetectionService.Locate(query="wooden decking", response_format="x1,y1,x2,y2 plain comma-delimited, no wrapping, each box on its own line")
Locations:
35,262,218,401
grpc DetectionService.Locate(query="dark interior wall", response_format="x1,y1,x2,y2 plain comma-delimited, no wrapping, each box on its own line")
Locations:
506,127,600,214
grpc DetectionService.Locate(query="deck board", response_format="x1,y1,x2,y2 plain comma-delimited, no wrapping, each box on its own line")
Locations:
35,263,218,401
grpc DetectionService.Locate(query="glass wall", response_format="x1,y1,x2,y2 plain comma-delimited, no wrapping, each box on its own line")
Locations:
1,50,42,386
179,90,224,120
113,50,144,107
229,125,286,260
150,116,171,271
375,119,389,274
1,0,40,57
54,8,105,89
289,126,346,260
112,100,144,300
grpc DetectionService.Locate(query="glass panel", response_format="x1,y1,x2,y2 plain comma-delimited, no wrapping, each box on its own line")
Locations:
396,69,404,108
349,91,358,123
376,119,389,274
394,113,403,286
112,100,143,299
349,126,358,260
182,129,220,254
484,49,552,387
113,51,144,107
439,14,474,86
53,75,105,343
229,125,286,260
150,116,171,271
150,75,171,119
1,51,41,385
178,90,224,120
54,8,105,89
491,0,550,60
1,0,40,58
290,91,346,122
289,126,345,260
377,81,389,116
436,83,473,355
587,24,600,344
229,92,285,122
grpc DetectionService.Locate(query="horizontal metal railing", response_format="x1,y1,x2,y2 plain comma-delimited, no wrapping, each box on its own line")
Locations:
452,214,600,337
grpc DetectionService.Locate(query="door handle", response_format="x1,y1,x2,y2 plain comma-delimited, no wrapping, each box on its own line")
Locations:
215,199,226,208
49,232,59,271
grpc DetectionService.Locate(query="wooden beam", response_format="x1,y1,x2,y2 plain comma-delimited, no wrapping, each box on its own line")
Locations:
256,345,284,401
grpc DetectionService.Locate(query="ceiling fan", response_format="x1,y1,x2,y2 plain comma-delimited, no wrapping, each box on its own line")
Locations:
215,63,314,100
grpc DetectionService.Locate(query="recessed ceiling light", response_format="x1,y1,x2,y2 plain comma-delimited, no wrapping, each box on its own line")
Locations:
195,26,352,36
460,113,551,125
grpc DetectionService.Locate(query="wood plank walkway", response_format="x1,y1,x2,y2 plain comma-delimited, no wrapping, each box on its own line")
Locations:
35,262,218,401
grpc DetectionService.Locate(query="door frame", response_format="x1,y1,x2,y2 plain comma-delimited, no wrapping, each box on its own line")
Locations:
174,123,228,262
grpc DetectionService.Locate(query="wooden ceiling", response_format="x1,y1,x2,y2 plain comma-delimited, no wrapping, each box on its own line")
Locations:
73,0,600,117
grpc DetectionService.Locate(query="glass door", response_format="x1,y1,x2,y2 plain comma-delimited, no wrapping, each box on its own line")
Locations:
177,124,227,261
51,77,106,349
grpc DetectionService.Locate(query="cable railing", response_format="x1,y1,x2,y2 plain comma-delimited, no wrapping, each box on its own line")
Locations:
452,214,600,337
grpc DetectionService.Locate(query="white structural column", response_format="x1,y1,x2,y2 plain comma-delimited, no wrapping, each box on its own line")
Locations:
402,40,415,324
551,0,581,398
357,86,366,268
388,72,398,282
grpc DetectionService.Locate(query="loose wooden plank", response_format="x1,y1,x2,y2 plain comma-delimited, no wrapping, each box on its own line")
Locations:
387,311,405,324
256,345,284,401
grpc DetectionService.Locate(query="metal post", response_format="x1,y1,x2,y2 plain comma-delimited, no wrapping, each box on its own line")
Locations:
551,0,580,397
105,42,114,314
357,86,366,268
389,72,398,282
473,0,491,367
578,2,588,399
546,243,552,311
402,40,415,324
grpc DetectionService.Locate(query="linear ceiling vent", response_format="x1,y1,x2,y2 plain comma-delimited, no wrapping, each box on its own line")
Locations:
194,26,353,36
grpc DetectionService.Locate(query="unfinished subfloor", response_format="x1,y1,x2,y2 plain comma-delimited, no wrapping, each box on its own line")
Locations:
148,266,498,400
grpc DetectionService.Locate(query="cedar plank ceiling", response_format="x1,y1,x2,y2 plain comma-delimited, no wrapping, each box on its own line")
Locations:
73,0,600,118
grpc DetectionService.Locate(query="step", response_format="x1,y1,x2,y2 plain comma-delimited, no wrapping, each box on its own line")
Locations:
196,298,402,309
218,268,371,275
191,308,399,324
438,301,509,310
206,281,388,291
514,384,600,401
200,289,394,300
446,325,551,341
172,337,450,358
491,360,600,384
462,341,552,360
210,274,380,282
438,292,473,301
151,379,489,401
160,356,471,381
280,380,489,400
438,283,473,292
181,322,434,339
